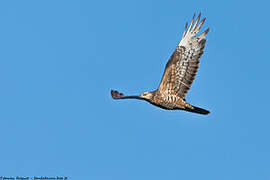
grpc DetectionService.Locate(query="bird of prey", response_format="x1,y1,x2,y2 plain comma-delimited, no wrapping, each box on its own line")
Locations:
111,13,210,115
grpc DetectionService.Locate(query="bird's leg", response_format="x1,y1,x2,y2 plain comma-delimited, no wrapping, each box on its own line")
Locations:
175,98,194,109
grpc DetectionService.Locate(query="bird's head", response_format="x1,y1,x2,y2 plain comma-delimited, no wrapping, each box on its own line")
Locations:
140,92,153,100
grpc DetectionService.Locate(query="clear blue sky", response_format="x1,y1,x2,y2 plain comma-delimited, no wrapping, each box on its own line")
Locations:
0,0,269,179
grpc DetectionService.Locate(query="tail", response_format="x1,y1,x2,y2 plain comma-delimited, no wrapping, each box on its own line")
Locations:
184,105,210,115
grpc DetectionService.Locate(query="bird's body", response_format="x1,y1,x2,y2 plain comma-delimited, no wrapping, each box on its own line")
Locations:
111,13,210,115
142,90,190,110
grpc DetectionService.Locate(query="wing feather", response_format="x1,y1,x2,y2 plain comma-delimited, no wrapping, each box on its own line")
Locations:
158,14,209,99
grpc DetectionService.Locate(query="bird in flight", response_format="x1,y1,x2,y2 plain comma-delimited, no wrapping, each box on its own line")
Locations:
111,13,210,115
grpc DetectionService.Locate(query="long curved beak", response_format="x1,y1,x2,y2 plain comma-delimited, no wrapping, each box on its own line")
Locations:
111,90,143,100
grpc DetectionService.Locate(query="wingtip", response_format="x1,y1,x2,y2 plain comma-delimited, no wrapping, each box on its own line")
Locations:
198,27,210,40
201,17,206,24
192,12,202,31
182,22,188,37
187,13,196,32
192,13,196,20
111,89,124,99
206,27,210,33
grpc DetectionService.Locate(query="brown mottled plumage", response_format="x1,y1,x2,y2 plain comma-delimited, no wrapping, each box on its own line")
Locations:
111,13,210,115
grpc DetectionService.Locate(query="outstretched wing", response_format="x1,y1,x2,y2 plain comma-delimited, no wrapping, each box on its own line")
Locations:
158,13,209,99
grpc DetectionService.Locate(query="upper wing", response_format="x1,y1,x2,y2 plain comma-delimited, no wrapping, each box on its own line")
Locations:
158,13,209,99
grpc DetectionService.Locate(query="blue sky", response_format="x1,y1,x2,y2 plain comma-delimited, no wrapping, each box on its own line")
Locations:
0,0,270,179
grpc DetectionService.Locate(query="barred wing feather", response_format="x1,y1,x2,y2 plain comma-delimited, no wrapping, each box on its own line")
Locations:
158,13,209,99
